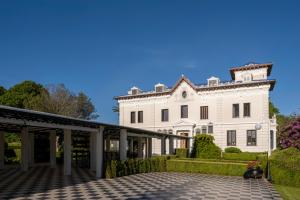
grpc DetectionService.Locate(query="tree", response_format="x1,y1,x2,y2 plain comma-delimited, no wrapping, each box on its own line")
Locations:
0,81,45,108
0,86,6,96
76,92,98,120
27,84,98,120
269,100,279,118
279,117,300,149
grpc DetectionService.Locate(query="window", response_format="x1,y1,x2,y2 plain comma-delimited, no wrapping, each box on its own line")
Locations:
232,104,239,118
208,125,213,134
208,80,217,86
161,109,169,122
200,106,208,119
156,86,163,92
195,128,201,135
130,111,135,123
138,111,143,123
270,130,274,149
227,130,236,146
247,130,257,146
201,126,207,134
244,103,251,117
181,105,188,118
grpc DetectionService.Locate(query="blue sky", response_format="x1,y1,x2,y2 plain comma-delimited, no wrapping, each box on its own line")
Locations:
0,0,299,123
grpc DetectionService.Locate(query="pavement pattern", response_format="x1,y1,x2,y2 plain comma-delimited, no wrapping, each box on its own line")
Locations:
0,165,282,200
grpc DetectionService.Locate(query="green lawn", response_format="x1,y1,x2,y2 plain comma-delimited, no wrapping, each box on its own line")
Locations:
274,184,300,200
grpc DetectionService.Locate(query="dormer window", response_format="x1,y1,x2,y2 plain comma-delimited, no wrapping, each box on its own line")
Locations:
129,86,141,95
207,77,220,86
155,83,166,93
243,73,252,82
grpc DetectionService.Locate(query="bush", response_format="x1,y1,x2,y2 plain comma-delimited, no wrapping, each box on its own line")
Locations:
105,156,169,178
223,152,266,161
175,148,189,158
166,159,246,176
279,117,300,149
224,147,242,153
191,134,221,159
269,147,300,187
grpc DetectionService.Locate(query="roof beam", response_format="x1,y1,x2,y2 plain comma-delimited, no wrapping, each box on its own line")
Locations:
0,117,99,132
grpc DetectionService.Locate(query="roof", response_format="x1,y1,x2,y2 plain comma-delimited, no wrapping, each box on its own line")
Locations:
0,105,189,139
230,63,273,79
115,78,276,100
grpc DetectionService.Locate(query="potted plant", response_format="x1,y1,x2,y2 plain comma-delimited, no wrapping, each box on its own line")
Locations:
243,160,263,179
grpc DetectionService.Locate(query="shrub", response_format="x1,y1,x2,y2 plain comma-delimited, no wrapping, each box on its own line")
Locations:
222,152,265,161
104,156,169,178
269,147,300,187
175,148,189,158
224,147,242,153
191,134,221,159
166,159,246,176
279,117,300,149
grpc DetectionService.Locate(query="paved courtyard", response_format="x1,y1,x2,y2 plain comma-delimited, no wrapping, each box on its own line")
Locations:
0,165,281,200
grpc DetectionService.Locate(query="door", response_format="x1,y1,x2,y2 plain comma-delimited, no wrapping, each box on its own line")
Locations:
180,132,189,148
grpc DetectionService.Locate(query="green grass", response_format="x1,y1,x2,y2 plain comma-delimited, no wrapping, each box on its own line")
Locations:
274,184,300,200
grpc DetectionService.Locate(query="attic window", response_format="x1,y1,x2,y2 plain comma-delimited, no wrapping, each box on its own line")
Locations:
208,80,217,86
132,89,138,95
156,86,163,93
243,74,252,82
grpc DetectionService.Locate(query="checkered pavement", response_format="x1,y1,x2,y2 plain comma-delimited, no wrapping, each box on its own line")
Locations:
0,165,282,199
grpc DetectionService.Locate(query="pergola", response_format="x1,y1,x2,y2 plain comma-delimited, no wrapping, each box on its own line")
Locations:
0,105,190,178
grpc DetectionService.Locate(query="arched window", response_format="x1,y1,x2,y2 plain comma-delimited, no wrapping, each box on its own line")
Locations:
196,128,201,135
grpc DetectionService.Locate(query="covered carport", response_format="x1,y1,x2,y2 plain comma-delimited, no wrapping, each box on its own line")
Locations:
0,105,190,178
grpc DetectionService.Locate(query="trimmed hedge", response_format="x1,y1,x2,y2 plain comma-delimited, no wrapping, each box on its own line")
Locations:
105,156,169,178
223,152,266,161
269,148,300,187
175,148,189,158
191,134,221,159
224,147,242,153
167,159,246,176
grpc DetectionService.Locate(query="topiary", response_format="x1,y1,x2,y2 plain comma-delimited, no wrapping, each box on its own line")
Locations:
191,134,221,159
225,147,242,153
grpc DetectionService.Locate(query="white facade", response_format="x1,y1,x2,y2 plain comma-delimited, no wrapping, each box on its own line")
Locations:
116,63,277,154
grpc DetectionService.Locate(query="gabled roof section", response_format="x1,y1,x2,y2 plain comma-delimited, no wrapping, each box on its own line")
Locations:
169,75,198,94
230,63,273,79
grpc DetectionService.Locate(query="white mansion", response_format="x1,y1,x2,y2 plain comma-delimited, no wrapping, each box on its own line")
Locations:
115,63,277,154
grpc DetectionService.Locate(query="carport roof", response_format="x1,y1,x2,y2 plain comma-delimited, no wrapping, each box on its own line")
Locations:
0,105,188,139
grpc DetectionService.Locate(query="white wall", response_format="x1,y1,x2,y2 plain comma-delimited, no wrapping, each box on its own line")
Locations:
119,79,275,153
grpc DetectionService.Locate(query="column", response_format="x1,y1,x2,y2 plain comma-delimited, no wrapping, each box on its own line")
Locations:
95,126,104,178
161,137,166,155
147,138,152,158
105,135,110,152
137,137,143,158
169,136,174,155
64,129,72,176
0,131,4,170
129,137,134,158
120,129,127,161
50,130,56,168
90,132,96,171
21,127,29,171
28,132,34,166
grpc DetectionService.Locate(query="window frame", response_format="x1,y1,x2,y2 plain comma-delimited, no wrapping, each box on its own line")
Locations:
208,125,213,134
130,111,136,123
161,109,169,122
181,105,188,118
138,111,143,123
232,104,240,118
247,130,257,146
243,103,251,117
227,130,236,146
200,106,209,120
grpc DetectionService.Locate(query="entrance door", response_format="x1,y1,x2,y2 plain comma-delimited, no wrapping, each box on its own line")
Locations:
180,132,189,148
